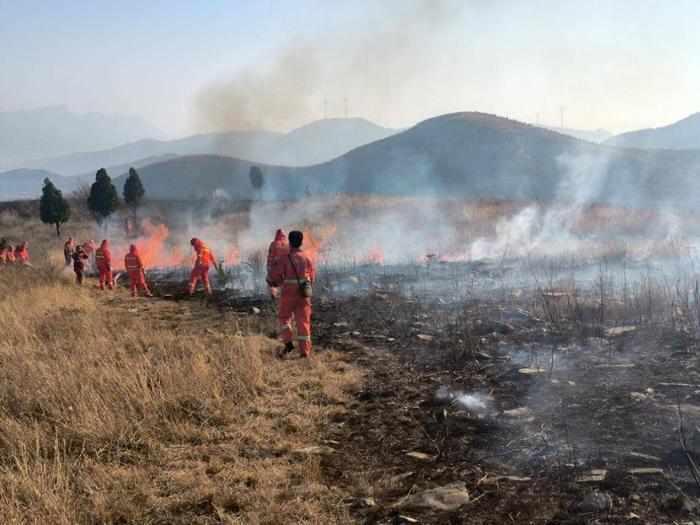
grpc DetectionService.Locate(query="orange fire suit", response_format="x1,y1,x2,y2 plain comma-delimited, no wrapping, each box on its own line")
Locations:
124,245,152,297
267,247,316,356
15,242,29,265
95,240,114,290
267,229,289,298
5,247,15,264
187,238,218,295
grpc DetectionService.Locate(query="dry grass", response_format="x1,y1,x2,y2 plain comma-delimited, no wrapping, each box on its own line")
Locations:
0,216,362,524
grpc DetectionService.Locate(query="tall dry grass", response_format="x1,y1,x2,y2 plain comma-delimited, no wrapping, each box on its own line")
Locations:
0,215,361,524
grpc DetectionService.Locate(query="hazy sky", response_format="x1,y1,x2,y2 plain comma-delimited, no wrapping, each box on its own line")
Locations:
1,0,699,137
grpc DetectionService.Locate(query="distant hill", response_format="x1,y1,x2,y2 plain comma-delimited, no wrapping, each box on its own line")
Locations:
112,112,700,210
0,106,163,171
0,169,78,201
267,118,398,166
27,132,278,176
0,155,180,201
25,118,397,175
605,113,700,149
536,125,611,144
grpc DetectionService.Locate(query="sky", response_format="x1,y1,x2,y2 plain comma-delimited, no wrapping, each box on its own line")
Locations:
1,0,699,137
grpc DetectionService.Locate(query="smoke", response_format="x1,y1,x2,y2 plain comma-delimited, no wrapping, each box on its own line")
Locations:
194,0,462,133
436,387,490,413
465,151,688,261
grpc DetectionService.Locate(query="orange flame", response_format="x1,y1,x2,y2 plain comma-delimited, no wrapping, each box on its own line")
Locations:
113,220,202,269
224,248,240,265
365,245,385,264
303,226,336,262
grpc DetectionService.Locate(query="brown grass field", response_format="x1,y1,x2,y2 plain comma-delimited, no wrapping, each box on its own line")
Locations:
4,195,700,524
0,209,362,524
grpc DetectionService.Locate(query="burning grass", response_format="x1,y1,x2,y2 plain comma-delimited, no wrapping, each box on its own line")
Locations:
5,194,700,522
0,219,362,524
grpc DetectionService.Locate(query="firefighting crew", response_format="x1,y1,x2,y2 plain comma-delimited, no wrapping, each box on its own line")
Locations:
95,239,114,290
267,230,316,358
124,244,152,297
187,237,218,296
64,237,74,265
72,245,88,285
267,229,289,298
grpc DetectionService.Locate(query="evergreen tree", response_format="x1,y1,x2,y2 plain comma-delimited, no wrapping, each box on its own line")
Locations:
123,167,145,219
39,178,71,236
87,168,119,231
249,166,265,200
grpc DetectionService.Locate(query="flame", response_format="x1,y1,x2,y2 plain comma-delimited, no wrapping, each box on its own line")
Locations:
303,226,336,262
224,248,240,265
113,220,191,269
365,245,385,264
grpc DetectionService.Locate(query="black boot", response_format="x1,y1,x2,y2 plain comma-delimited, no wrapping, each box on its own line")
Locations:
277,342,295,360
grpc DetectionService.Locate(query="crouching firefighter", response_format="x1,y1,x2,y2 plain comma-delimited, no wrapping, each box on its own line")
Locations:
124,244,152,297
187,238,218,296
266,230,316,358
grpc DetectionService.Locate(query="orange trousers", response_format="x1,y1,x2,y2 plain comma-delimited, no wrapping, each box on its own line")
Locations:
127,270,151,296
97,265,113,290
278,293,312,356
188,265,211,295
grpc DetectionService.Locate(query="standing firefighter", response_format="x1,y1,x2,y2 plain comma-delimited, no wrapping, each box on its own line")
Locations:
124,244,152,297
72,245,88,284
64,237,74,266
83,239,96,273
187,238,218,296
95,239,114,290
266,229,289,298
267,230,316,358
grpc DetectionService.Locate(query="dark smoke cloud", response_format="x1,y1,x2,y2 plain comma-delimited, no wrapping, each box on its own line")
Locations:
193,0,462,132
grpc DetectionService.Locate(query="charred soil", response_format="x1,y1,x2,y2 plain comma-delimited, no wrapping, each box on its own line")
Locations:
189,284,700,524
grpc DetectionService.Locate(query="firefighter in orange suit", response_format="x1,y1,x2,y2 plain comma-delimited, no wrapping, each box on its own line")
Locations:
95,239,114,290
124,244,152,297
267,230,316,358
266,229,289,298
187,237,218,296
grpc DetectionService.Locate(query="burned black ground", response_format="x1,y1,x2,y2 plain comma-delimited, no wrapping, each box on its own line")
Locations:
151,271,700,524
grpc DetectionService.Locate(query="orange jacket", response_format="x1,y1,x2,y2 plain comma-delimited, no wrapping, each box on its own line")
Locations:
95,240,112,269
267,229,289,271
267,247,316,296
192,238,218,269
124,245,145,274
14,242,29,262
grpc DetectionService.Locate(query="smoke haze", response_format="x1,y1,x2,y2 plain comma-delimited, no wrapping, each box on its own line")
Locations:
194,0,461,132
